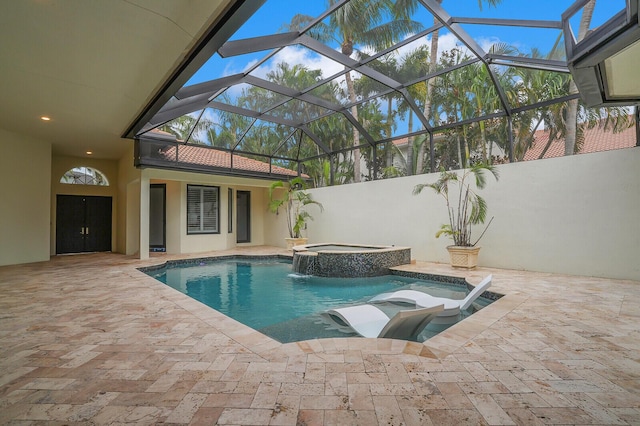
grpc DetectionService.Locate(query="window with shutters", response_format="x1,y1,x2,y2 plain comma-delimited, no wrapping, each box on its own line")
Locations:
187,185,219,234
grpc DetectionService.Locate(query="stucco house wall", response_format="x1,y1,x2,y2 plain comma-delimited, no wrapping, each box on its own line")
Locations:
2,119,639,282
140,168,271,256
0,129,51,266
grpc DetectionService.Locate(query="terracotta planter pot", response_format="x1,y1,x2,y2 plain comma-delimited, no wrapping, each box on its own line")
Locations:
447,245,481,269
285,237,308,250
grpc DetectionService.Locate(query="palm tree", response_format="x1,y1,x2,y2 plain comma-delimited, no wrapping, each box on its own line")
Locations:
205,92,252,149
357,101,387,179
505,43,570,161
159,114,213,144
471,44,518,162
395,46,430,174
285,0,423,182
565,0,595,155
504,26,632,161
418,0,503,171
355,52,399,172
413,162,499,247
268,177,324,239
232,62,339,163
430,47,477,169
356,47,429,176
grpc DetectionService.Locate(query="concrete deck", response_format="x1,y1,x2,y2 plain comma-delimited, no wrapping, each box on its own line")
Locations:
1,247,639,425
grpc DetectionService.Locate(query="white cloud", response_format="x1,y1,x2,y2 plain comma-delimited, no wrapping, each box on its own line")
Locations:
474,36,503,54
434,32,467,57
250,45,345,81
370,31,488,67
221,82,250,100
216,31,508,108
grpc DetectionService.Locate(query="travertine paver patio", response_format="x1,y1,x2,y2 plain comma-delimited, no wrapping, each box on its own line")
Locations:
0,247,639,425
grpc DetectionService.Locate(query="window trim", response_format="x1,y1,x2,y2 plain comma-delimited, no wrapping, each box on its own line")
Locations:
60,166,109,186
187,184,220,235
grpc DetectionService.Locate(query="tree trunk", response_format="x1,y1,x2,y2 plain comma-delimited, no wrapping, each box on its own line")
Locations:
345,71,361,182
565,92,579,155
385,97,394,171
565,0,595,155
520,116,544,161
419,3,442,174
463,127,470,168
479,107,488,161
406,113,414,175
538,133,555,159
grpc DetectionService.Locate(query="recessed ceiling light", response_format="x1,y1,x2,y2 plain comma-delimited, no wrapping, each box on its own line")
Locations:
86,151,93,155
40,116,51,121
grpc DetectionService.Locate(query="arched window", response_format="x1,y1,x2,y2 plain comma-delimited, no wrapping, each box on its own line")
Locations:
60,167,109,186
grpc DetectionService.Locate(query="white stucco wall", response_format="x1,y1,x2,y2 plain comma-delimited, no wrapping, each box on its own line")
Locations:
263,186,291,247
0,128,51,266
141,169,271,256
3,120,636,280
305,147,640,281
117,145,141,255
165,180,182,255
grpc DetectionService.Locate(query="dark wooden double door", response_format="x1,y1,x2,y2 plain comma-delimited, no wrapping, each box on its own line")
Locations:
56,195,112,254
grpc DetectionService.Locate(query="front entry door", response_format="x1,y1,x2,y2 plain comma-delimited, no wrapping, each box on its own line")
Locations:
236,191,250,243
56,195,112,254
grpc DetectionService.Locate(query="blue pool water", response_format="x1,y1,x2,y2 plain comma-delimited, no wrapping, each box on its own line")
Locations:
145,258,491,343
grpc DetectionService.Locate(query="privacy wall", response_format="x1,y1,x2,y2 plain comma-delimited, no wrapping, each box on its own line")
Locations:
299,148,640,281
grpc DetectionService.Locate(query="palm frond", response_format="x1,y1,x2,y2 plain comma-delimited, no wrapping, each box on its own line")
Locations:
413,163,498,246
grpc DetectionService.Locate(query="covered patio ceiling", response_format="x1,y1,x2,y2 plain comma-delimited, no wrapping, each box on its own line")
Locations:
130,0,638,180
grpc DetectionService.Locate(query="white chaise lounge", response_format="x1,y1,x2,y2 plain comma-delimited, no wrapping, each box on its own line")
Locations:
369,274,492,317
325,304,444,339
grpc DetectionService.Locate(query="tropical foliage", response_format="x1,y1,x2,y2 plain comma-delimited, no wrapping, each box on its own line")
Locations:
413,163,499,247
268,177,324,239
159,0,634,187
285,0,424,183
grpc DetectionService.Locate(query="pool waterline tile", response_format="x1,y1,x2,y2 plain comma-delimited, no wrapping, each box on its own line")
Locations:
139,254,500,347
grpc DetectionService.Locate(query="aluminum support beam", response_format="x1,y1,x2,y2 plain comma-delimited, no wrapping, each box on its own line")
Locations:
452,17,562,29
218,32,300,57
419,0,512,116
124,0,265,138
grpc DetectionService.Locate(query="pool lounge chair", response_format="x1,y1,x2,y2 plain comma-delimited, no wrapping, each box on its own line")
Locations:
369,274,492,317
325,304,444,339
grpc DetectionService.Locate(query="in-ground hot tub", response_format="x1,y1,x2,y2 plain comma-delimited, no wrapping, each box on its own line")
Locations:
292,243,411,277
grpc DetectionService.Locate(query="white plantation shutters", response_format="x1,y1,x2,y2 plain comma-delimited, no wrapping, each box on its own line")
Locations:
187,185,219,234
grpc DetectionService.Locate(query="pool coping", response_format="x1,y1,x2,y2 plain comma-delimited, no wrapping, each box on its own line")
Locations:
135,253,518,360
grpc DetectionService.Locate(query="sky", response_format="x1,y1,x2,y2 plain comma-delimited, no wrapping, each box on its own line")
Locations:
187,0,626,86
180,0,627,139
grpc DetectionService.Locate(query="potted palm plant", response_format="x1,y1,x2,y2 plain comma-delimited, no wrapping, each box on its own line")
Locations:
268,177,324,250
413,163,499,268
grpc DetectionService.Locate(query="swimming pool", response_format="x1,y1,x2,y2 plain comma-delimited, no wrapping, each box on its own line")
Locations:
141,257,494,343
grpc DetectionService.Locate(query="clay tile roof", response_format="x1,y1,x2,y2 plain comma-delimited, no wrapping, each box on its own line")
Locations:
161,144,303,178
524,122,636,161
392,137,408,146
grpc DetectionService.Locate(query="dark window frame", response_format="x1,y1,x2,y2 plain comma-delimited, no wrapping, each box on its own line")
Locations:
187,184,220,235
